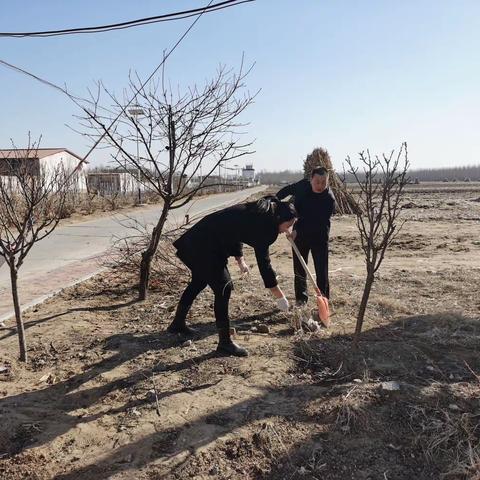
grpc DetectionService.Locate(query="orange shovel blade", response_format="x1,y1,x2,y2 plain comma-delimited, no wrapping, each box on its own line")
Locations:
316,294,330,327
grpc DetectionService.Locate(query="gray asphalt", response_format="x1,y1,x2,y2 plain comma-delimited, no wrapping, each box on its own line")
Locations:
0,186,266,321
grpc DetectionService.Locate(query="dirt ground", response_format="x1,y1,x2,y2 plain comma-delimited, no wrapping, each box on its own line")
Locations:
1,183,479,479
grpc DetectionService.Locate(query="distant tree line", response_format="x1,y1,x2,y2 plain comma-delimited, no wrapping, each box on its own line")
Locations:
407,164,480,182
259,164,480,184
257,169,303,184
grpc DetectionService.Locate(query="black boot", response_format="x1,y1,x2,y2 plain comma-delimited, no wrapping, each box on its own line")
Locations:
167,303,196,336
216,328,248,357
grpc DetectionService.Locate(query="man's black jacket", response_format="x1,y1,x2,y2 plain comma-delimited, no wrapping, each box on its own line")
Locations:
277,179,336,240
173,203,279,288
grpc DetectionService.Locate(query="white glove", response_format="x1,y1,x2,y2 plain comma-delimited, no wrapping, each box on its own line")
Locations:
276,296,290,312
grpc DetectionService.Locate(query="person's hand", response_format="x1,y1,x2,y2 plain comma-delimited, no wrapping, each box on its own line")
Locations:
236,257,250,275
276,296,290,312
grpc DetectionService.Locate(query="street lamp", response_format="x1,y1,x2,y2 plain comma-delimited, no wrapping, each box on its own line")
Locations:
128,105,145,204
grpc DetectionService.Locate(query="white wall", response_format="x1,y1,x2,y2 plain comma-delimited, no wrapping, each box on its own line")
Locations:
41,151,87,191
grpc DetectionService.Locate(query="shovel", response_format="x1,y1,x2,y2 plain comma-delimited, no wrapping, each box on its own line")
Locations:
287,235,330,327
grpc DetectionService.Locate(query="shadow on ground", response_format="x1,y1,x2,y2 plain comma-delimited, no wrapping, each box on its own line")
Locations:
1,311,477,479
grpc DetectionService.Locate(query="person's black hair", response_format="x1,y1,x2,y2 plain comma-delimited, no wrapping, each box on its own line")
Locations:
311,166,329,177
251,195,297,224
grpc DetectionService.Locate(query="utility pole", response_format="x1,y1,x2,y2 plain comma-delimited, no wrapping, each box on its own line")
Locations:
128,105,145,204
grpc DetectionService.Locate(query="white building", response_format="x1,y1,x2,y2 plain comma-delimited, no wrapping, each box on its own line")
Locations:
0,148,88,190
242,164,255,181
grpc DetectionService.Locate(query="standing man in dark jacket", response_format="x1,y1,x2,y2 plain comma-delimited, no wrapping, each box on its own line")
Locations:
277,167,336,304
168,196,297,357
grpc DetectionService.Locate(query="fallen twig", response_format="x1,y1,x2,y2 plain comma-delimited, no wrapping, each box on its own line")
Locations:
464,360,480,383
151,371,161,416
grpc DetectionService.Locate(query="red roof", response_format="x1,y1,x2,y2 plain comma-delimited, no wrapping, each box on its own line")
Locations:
0,148,88,163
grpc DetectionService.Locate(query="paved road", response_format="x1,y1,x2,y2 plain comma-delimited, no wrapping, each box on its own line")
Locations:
0,186,266,321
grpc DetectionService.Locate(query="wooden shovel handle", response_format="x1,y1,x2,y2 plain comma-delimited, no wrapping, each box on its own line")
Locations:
287,235,323,298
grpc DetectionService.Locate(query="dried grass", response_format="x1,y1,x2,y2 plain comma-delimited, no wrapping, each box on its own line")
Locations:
101,218,189,288
334,384,372,434
408,405,480,478
303,147,360,214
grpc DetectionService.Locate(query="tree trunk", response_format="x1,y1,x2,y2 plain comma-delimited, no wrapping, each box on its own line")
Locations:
138,205,170,300
353,270,375,346
10,262,27,362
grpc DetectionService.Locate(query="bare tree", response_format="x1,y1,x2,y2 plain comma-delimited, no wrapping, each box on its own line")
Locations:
78,61,255,299
344,143,410,345
0,136,71,361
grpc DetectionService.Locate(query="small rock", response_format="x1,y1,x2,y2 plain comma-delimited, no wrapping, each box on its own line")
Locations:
382,381,401,391
209,466,220,475
388,443,401,451
302,318,320,332
146,389,156,400
257,324,270,334
181,339,193,347
0,366,8,374
353,378,362,383
250,326,258,332
426,366,435,371
448,404,460,411
39,373,52,383
118,425,127,431
0,321,6,328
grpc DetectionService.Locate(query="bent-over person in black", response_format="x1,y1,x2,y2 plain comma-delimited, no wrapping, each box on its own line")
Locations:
277,167,336,304
168,196,297,357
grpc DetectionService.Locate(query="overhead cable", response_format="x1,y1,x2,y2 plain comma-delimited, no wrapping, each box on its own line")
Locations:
0,0,253,38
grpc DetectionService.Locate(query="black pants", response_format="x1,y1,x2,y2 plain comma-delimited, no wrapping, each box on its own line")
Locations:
177,251,232,330
293,233,329,302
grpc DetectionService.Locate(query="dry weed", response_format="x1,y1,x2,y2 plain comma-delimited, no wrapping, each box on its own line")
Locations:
408,404,480,478
334,384,372,434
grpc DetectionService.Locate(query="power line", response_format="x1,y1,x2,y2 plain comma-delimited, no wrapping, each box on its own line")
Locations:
0,0,252,164
0,0,253,38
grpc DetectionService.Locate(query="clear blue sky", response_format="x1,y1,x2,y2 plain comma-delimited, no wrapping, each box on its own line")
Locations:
1,0,479,171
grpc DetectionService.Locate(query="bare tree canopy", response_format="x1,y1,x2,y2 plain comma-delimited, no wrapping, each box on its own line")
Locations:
344,143,410,344
78,61,255,205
